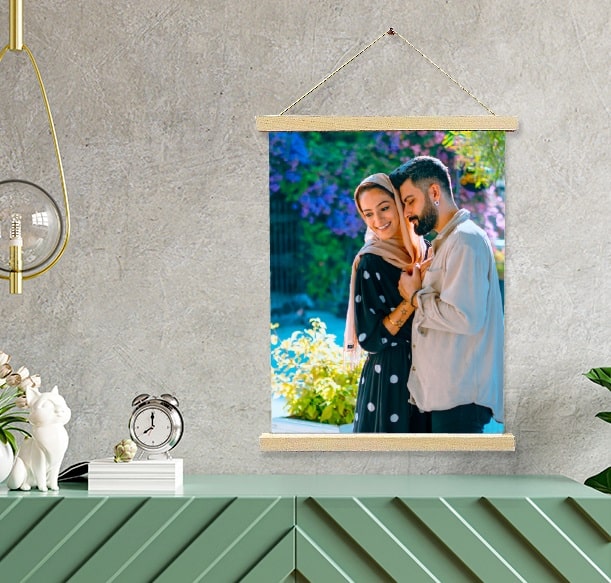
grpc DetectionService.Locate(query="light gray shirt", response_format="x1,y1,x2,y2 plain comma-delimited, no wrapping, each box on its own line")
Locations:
410,209,504,422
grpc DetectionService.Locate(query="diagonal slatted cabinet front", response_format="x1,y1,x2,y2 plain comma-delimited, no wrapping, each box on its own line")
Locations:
153,496,293,583
1,476,608,582
297,496,477,582
0,494,294,583
485,497,611,583
296,495,611,582
68,497,232,582
0,497,145,582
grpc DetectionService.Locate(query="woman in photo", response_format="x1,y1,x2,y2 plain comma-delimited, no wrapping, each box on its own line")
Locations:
345,173,431,433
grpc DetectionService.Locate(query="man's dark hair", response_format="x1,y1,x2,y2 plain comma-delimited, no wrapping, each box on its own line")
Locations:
389,156,453,197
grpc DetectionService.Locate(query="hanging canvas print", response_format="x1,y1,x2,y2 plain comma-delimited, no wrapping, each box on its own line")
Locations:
259,116,517,451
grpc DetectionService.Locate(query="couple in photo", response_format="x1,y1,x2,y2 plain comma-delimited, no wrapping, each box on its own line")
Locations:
345,156,504,434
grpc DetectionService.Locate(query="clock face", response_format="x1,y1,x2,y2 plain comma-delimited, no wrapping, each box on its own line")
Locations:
129,400,183,452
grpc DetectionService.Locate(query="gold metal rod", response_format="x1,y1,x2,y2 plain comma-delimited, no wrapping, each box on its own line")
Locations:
20,44,71,279
9,0,23,51
0,43,71,282
9,245,23,294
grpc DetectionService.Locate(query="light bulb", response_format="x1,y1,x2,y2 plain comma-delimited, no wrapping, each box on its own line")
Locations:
0,180,62,281
10,213,22,239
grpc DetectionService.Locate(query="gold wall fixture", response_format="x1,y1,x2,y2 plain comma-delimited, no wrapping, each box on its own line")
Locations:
8,0,21,50
0,0,70,294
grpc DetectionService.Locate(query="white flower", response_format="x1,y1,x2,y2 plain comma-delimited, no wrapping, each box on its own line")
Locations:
5,373,22,387
6,366,30,386
0,363,11,380
19,374,41,391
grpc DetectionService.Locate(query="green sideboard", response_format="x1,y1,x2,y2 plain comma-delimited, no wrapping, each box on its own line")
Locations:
0,475,609,582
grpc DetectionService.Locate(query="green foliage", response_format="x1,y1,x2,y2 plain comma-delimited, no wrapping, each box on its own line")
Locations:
583,367,611,494
584,468,611,495
0,385,30,454
300,222,356,310
271,318,363,426
442,130,506,187
584,367,611,391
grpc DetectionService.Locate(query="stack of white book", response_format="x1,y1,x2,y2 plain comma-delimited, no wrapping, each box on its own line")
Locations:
88,457,183,492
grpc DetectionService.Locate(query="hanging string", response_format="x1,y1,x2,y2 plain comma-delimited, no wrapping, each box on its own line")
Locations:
279,27,495,116
391,29,495,115
278,30,389,115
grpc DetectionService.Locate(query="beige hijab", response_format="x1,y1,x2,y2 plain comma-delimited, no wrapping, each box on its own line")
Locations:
343,173,427,366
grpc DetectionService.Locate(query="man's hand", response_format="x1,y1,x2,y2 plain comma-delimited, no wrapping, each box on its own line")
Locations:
418,256,433,277
398,265,422,302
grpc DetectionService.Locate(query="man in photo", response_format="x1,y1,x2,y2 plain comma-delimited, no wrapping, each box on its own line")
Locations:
389,155,504,433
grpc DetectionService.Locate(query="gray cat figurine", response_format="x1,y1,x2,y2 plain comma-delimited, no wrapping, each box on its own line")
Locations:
7,385,71,492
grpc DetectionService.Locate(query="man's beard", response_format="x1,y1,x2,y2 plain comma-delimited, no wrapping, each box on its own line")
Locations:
411,194,438,236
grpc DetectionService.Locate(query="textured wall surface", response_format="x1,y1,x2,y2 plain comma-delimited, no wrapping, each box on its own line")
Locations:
0,1,608,480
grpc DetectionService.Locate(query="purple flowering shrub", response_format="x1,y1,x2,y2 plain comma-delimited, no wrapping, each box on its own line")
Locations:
270,131,505,310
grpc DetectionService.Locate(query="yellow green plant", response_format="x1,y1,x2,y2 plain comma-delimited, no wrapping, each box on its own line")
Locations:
271,318,362,426
442,130,506,187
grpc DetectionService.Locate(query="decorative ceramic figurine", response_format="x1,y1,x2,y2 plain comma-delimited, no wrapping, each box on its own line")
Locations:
7,385,71,492
114,438,138,462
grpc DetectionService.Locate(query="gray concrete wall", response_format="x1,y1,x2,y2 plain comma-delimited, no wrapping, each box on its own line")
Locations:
0,1,608,480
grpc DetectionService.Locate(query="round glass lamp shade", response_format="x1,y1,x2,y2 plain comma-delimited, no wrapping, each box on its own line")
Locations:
0,179,63,274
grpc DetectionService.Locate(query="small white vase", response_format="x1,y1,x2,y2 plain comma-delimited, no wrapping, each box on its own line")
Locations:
0,440,15,483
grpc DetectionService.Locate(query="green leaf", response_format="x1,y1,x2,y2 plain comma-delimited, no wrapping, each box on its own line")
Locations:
0,428,18,454
320,405,333,422
584,467,611,495
0,404,16,417
305,404,317,420
5,426,30,437
5,431,17,454
584,367,611,391
0,414,29,426
595,411,611,423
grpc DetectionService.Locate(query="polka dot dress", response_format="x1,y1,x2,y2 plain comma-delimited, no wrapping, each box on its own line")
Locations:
352,253,430,433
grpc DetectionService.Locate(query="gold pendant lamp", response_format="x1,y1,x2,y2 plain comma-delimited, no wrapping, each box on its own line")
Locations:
0,0,70,294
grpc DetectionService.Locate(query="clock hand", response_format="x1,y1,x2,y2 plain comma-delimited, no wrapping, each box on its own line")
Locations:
150,411,155,427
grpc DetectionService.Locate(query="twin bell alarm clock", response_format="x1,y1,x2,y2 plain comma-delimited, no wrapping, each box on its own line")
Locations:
128,393,183,458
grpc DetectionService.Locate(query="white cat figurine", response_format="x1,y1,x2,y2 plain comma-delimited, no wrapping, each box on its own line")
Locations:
7,385,71,492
